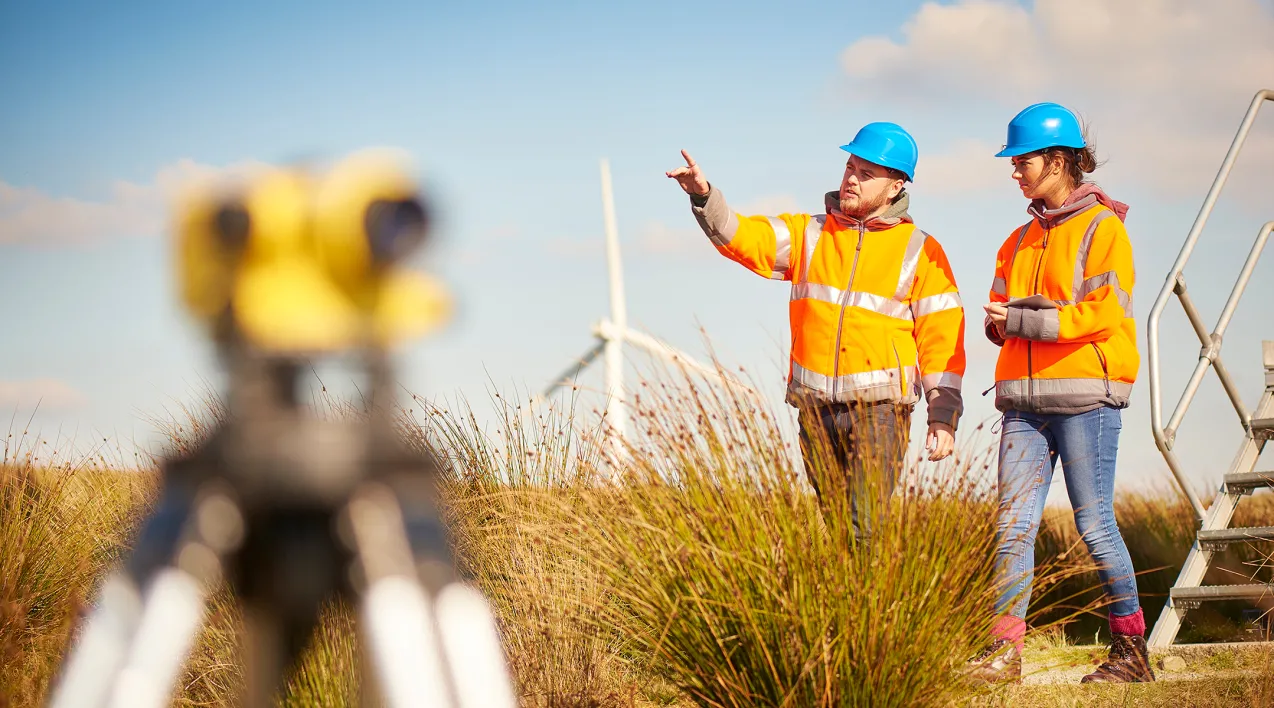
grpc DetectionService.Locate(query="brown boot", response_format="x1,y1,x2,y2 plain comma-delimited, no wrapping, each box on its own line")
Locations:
1081,634,1156,683
964,638,1022,685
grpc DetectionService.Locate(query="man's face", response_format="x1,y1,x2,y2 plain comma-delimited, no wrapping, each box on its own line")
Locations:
839,155,903,218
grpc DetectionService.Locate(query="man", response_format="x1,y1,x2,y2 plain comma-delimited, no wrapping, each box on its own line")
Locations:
666,122,966,539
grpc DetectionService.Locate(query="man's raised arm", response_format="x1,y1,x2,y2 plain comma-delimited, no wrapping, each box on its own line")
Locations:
667,149,808,282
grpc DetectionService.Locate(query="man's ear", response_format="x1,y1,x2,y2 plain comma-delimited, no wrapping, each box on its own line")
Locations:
887,178,904,200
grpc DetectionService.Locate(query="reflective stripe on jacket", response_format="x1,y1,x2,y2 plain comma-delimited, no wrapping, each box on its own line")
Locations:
691,186,966,429
985,188,1137,415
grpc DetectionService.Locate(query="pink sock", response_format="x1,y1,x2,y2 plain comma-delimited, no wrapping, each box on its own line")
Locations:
992,615,1026,653
1109,608,1145,637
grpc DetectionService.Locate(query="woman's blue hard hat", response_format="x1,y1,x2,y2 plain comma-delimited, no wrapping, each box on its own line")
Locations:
995,102,1086,158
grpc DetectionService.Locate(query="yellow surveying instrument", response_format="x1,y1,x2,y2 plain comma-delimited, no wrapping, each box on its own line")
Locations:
46,149,518,707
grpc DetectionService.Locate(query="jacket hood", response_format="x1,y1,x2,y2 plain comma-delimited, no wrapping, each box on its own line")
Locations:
1029,182,1129,225
824,189,913,230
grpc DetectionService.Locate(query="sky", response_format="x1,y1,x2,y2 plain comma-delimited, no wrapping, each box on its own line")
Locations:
3,0,1274,507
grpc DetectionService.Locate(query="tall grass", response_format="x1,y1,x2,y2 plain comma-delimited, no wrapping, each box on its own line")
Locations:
410,391,653,706
531,375,1092,708
2,372,1272,706
0,408,360,707
0,427,156,706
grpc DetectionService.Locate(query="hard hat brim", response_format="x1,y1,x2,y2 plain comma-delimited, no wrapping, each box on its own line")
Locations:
995,139,1086,158
838,143,915,182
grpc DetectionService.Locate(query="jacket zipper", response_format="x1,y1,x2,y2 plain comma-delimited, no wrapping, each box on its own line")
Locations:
1091,342,1113,397
830,221,865,391
1026,225,1051,407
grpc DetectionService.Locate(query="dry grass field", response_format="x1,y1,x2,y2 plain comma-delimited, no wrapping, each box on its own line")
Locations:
3,380,1272,707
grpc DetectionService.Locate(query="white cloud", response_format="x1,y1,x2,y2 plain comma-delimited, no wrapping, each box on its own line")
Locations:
842,0,1274,200
0,379,87,411
911,139,1008,194
0,158,270,246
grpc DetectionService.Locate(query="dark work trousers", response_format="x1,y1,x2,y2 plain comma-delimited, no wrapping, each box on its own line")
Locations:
797,400,914,540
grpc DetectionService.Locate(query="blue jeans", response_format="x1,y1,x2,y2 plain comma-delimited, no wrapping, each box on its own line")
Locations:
994,406,1141,619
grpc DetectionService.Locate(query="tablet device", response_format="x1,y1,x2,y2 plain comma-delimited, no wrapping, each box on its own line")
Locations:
1007,294,1059,310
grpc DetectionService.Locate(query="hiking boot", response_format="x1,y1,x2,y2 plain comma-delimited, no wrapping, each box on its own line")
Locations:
1081,634,1156,683
963,638,1022,685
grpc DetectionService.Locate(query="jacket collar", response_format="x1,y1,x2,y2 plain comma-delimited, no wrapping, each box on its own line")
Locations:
824,190,914,231
1028,182,1130,228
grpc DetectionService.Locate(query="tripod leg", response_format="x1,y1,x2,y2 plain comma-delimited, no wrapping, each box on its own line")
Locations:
241,607,287,708
45,572,145,708
105,484,245,708
236,509,341,708
374,457,517,707
345,482,454,708
46,561,213,708
433,582,518,708
361,576,453,707
47,479,202,708
48,480,243,708
106,567,211,708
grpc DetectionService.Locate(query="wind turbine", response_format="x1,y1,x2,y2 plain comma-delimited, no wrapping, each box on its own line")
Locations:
540,158,761,465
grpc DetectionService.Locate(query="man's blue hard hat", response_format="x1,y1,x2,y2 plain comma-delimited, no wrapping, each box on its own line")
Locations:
839,122,918,182
995,102,1086,158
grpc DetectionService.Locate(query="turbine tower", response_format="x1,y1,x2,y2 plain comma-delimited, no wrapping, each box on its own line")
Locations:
540,158,760,466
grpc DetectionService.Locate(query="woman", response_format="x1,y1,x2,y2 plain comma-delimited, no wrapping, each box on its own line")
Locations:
968,102,1153,684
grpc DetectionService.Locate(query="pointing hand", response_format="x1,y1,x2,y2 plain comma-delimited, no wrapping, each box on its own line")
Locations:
665,149,710,197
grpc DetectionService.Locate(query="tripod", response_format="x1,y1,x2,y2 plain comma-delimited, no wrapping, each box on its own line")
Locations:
45,152,518,708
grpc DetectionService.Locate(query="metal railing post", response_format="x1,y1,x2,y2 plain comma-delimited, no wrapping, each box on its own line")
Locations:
1147,89,1273,521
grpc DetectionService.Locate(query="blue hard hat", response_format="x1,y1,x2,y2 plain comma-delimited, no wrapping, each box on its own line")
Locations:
839,122,918,181
995,102,1086,157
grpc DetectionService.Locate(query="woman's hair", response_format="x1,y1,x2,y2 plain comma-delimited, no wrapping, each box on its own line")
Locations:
1041,121,1103,188
1042,144,1100,188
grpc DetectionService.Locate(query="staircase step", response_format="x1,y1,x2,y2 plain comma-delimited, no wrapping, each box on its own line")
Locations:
1198,526,1274,548
1225,471,1274,490
1171,584,1272,604
1253,417,1274,438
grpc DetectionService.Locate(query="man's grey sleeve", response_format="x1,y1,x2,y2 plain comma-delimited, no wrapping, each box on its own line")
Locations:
926,387,963,430
689,185,738,248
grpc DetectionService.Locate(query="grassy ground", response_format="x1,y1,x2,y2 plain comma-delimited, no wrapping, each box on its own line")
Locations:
973,671,1273,708
3,380,1272,707
962,637,1274,707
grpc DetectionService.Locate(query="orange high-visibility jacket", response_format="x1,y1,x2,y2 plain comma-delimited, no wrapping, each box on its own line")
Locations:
691,186,966,429
985,187,1137,414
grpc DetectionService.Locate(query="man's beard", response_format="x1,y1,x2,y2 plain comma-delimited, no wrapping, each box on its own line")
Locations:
839,189,890,220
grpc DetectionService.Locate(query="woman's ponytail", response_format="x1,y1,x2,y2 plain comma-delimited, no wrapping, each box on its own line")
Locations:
1045,123,1103,188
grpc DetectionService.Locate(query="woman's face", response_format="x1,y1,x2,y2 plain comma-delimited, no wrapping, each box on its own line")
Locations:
1010,152,1062,201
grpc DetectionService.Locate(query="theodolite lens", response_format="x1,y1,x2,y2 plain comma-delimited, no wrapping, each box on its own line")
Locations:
213,203,251,252
364,198,427,264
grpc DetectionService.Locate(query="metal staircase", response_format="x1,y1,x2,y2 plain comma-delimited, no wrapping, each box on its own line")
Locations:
1146,88,1274,649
